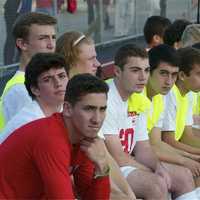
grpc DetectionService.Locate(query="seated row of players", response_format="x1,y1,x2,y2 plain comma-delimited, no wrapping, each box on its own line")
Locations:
1,12,200,199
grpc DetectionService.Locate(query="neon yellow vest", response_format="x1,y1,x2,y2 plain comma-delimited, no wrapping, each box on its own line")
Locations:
106,78,150,114
172,85,189,141
0,73,25,131
146,92,164,133
128,90,151,115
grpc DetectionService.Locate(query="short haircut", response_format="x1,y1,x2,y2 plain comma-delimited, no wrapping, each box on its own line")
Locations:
25,52,68,99
12,12,57,41
148,44,180,73
65,73,109,106
163,19,191,46
114,43,148,70
177,47,200,76
56,31,94,69
143,16,171,44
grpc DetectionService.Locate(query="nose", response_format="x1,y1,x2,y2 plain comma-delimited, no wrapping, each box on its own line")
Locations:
165,75,174,86
94,58,101,68
91,111,102,124
139,70,148,81
47,37,56,50
53,77,61,88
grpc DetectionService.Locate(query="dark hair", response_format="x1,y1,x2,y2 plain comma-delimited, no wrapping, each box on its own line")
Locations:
114,43,148,70
13,12,57,41
177,47,200,76
143,16,171,44
65,74,109,106
25,52,68,99
148,44,180,73
163,19,191,46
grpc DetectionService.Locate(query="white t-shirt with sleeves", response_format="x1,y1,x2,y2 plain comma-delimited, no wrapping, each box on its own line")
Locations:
162,89,193,132
3,71,32,123
0,100,45,144
154,96,166,129
99,80,148,154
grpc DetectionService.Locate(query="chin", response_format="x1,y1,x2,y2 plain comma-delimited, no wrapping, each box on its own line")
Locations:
134,90,144,93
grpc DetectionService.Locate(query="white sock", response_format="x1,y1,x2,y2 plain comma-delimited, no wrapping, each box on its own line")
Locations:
175,190,199,200
195,187,200,199
168,192,172,200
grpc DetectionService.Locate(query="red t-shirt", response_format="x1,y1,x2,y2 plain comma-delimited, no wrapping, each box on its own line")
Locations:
0,113,110,199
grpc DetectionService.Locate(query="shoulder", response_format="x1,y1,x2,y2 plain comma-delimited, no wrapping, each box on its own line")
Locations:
128,92,151,114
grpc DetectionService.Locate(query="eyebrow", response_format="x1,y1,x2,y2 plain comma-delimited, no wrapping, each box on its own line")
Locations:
38,34,56,37
129,66,150,70
159,69,178,74
41,71,66,78
84,105,107,109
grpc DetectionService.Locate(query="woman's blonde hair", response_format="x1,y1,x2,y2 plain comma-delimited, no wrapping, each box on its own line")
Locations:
56,31,94,69
181,24,200,47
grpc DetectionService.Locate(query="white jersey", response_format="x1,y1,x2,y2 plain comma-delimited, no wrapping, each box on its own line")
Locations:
99,80,148,154
0,100,45,144
3,71,32,123
162,90,193,132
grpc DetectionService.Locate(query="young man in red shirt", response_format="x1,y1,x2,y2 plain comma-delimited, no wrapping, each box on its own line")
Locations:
0,74,110,199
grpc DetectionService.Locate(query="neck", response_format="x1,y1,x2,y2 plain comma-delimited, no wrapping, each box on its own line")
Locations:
69,67,80,79
37,99,62,117
146,81,158,100
114,78,130,101
175,80,189,96
19,54,31,71
63,116,80,144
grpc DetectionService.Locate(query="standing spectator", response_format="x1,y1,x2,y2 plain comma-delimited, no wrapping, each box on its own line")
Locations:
3,0,34,65
160,0,167,17
114,0,134,37
85,0,96,25
103,0,112,30
35,0,56,16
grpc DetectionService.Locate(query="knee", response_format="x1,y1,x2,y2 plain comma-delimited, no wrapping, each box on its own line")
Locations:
175,168,195,190
148,175,168,199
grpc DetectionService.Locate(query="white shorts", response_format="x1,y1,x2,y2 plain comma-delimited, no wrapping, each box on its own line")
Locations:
192,125,200,130
120,166,137,178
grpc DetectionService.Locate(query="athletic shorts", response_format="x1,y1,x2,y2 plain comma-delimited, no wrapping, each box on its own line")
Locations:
120,166,137,178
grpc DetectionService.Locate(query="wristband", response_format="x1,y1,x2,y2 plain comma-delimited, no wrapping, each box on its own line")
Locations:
93,165,110,179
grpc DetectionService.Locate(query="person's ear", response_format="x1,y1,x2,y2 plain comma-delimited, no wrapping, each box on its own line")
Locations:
63,101,73,117
30,86,40,97
114,65,122,78
178,71,186,81
16,38,29,51
174,41,182,50
153,35,163,45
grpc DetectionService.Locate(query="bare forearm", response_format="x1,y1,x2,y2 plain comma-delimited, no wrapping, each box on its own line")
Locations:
152,142,185,165
134,148,158,172
165,138,200,155
181,134,200,149
176,140,200,154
